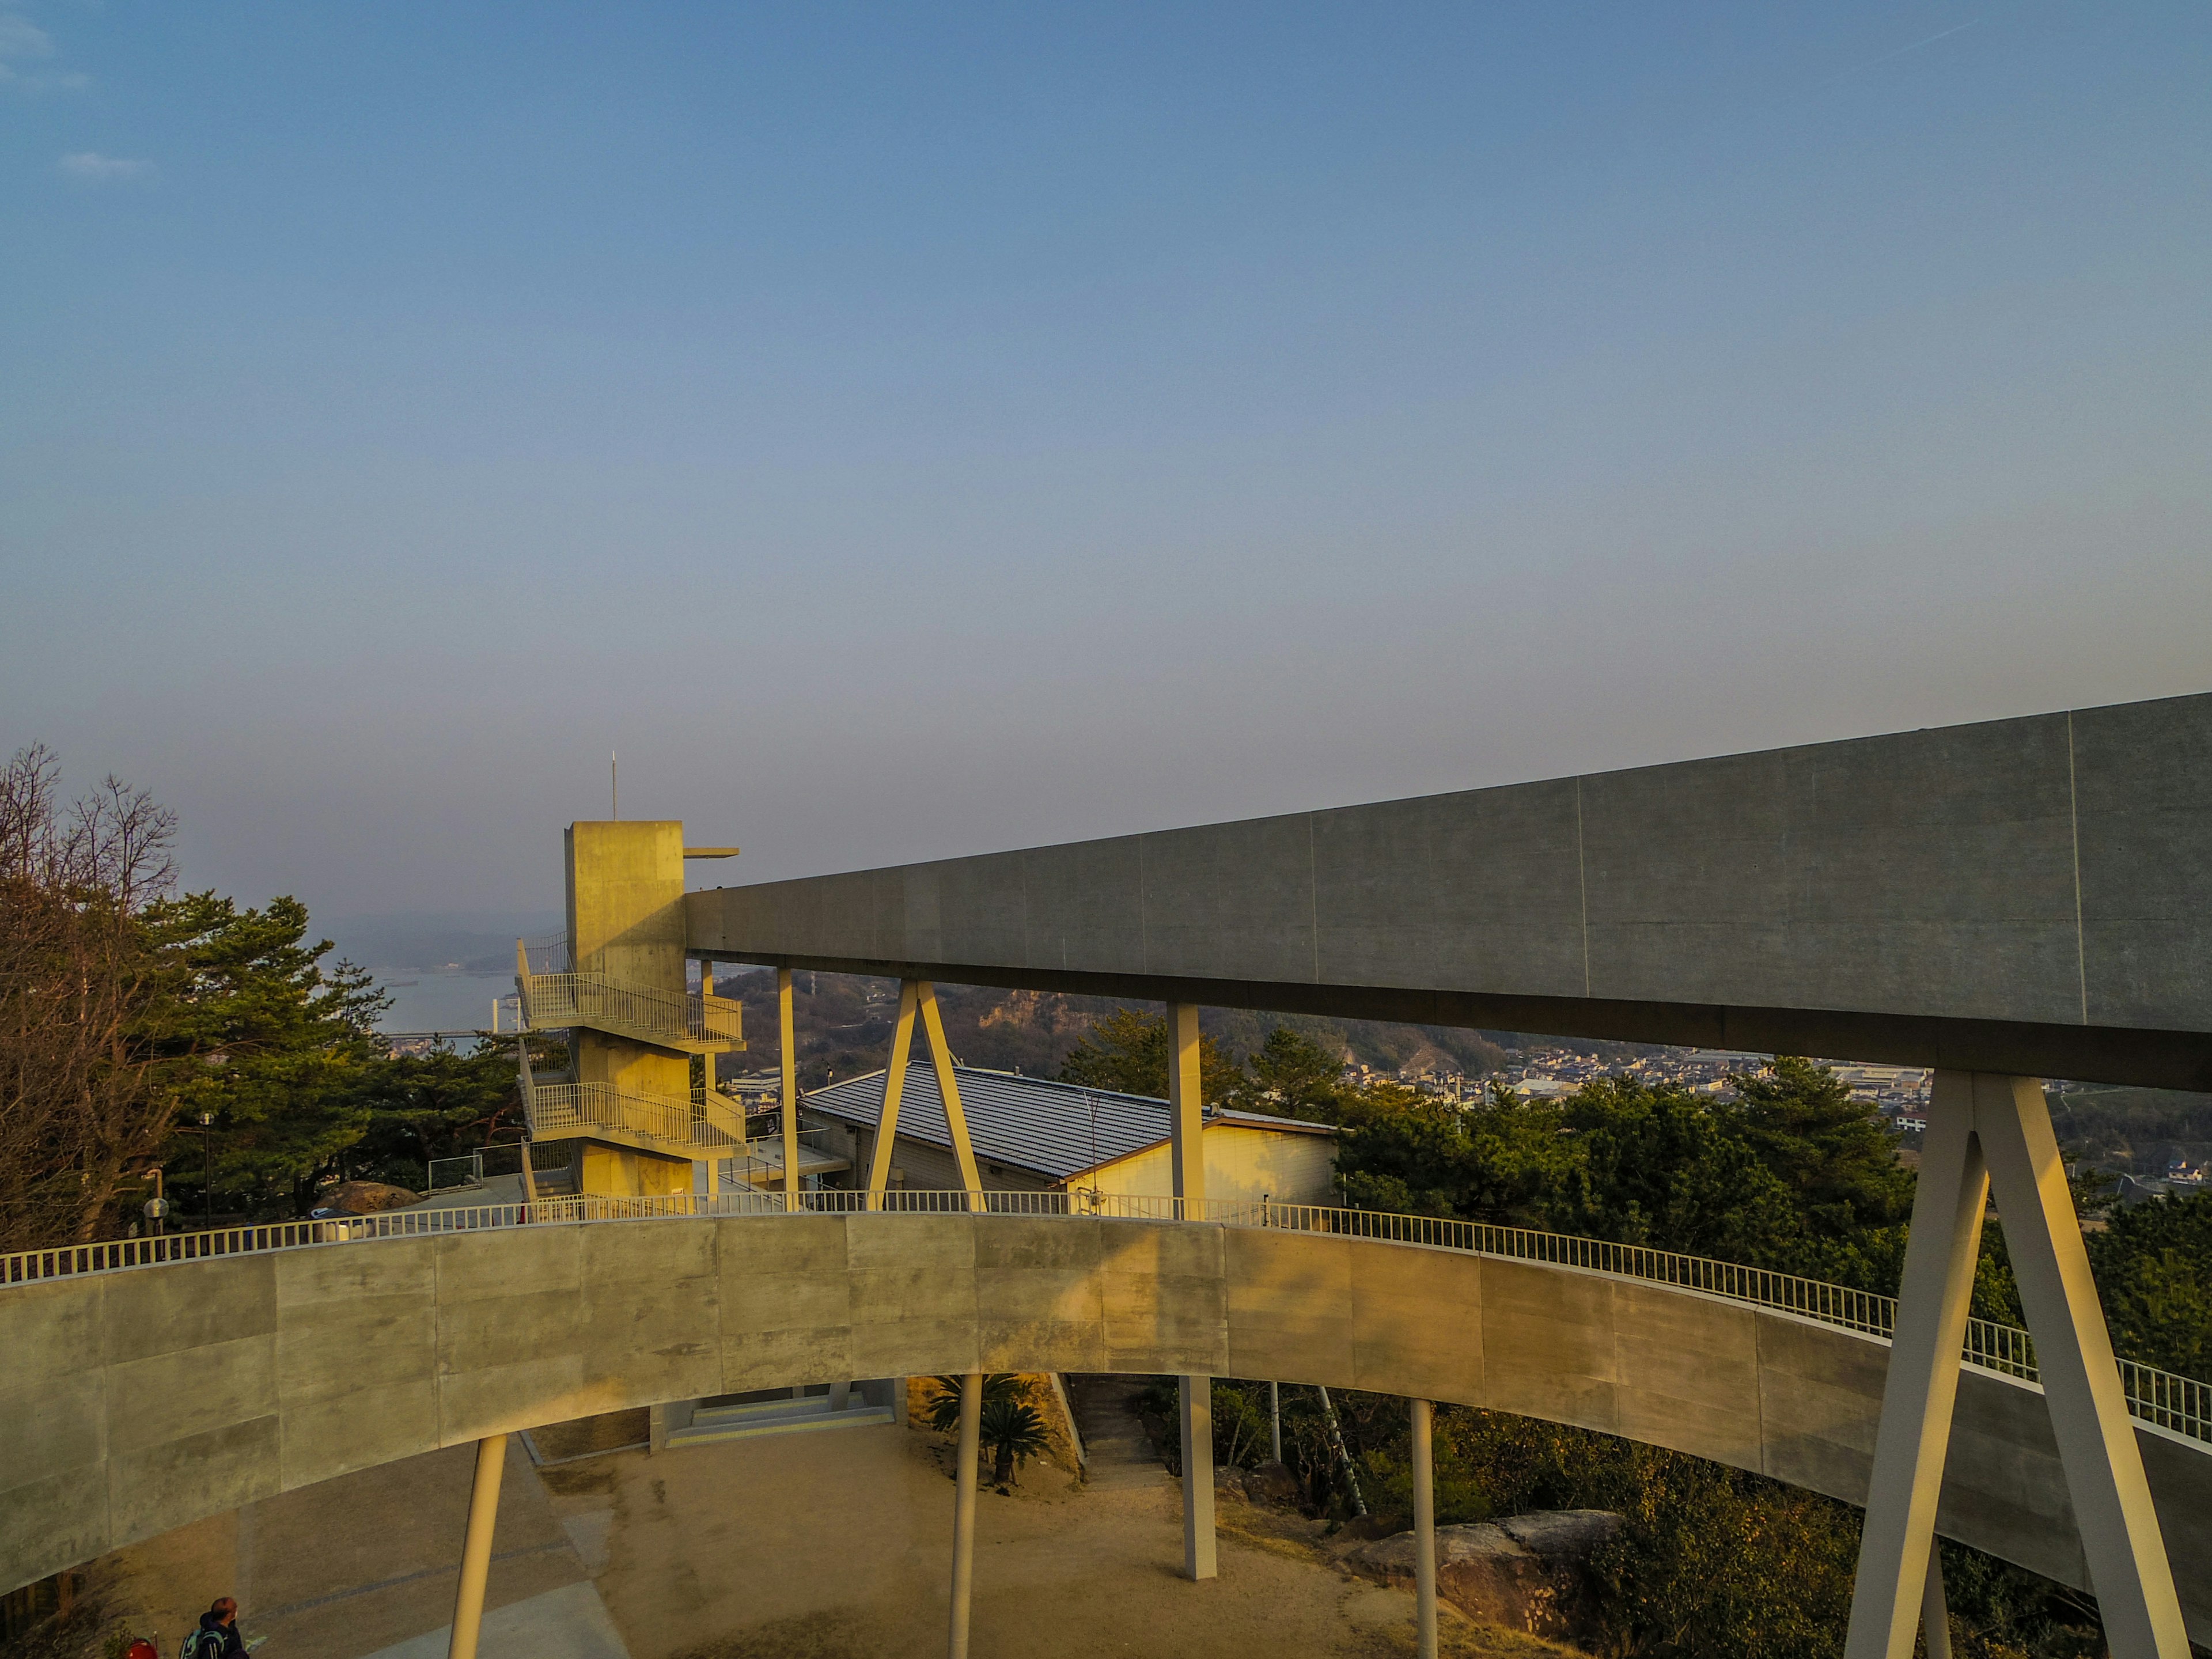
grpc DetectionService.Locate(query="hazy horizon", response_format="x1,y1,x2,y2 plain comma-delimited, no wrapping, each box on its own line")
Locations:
8,3,2209,921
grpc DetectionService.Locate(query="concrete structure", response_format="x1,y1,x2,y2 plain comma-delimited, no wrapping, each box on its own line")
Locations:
515,823,750,1197
3,1211,2209,1641
685,692,2212,1092
805,1066,1338,1205
13,694,2212,1653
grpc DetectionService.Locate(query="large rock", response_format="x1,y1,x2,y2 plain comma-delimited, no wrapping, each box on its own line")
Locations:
321,1180,419,1214
1238,1461,1303,1506
1350,1510,1623,1640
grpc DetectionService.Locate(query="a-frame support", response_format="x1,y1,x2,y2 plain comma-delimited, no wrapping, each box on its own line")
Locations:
1843,1071,2186,1658
863,979,983,1210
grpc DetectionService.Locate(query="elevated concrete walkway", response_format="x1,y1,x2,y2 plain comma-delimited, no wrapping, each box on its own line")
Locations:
3,1209,2207,1642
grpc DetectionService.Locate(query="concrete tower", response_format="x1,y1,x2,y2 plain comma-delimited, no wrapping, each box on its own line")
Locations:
514,820,745,1197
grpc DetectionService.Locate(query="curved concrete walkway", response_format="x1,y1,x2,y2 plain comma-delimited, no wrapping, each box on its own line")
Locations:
4,1212,2208,1641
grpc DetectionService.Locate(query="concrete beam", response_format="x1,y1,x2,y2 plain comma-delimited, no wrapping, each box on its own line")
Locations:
686,692,2212,1089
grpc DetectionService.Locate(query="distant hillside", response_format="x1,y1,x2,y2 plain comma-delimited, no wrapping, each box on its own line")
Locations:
709,968,1510,1092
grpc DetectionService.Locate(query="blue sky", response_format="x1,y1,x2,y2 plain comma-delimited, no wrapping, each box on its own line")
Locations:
3,2,2208,919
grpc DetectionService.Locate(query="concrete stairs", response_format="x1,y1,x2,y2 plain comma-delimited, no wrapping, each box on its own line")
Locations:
1065,1374,1169,1491
665,1392,894,1448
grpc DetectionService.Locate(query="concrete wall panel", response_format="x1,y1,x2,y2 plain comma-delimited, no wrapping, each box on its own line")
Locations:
0,1374,106,1492
2073,693,2212,1031
107,1334,275,1455
101,1255,275,1366
1941,1372,2083,1590
279,1377,440,1492
107,1415,281,1540
1348,1242,1483,1402
845,1214,980,1379
1611,1283,1764,1474
972,1215,1106,1376
714,1214,852,1392
1140,814,1317,983
1099,1220,1227,1375
1015,837,1147,976
1224,1229,1354,1389
0,1278,103,1393
1478,1260,1619,1433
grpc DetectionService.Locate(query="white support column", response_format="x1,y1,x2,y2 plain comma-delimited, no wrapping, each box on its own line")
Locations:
446,1433,507,1659
1845,1071,2187,1659
948,1371,982,1659
917,982,985,1210
1179,1375,1218,1581
1270,1381,1282,1464
1975,1073,2187,1657
777,969,801,1213
1844,1071,1987,1659
865,980,920,1209
1922,1539,1953,1659
1411,1397,1438,1659
1166,1002,1217,1581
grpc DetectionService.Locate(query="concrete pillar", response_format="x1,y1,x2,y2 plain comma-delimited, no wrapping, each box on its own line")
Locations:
918,982,984,1210
1922,1539,1952,1659
948,1372,982,1659
777,968,801,1213
1269,1381,1282,1463
1165,1003,1205,1217
446,1433,507,1659
1844,1071,1987,1659
866,982,921,1209
1165,1002,1217,1581
1411,1398,1438,1659
1974,1074,2186,1657
1844,1072,2187,1659
1179,1375,1218,1581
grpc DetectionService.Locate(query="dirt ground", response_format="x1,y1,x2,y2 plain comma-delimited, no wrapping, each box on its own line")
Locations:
544,1423,1576,1659
69,1418,1578,1659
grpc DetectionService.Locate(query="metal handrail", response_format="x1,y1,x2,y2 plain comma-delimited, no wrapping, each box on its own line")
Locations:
517,970,741,1047
2,1190,2202,1445
526,1081,743,1153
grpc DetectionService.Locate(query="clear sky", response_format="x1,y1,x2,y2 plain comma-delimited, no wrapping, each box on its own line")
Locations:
4,2,2208,921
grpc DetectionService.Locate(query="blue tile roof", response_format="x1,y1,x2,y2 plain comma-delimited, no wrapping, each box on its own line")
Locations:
804,1066,1331,1183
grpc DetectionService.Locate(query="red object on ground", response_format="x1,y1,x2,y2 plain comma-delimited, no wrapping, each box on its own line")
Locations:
124,1642,157,1659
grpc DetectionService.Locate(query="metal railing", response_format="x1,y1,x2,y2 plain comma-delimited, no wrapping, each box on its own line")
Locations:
2,1189,2203,1446
517,971,742,1048
725,1126,837,1181
526,1081,742,1153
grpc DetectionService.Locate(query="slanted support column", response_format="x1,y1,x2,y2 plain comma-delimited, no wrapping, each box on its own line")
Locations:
865,982,921,1209
1411,1398,1438,1659
1844,1071,2186,1659
1165,1002,1217,1581
918,982,984,1211
446,1433,508,1659
777,969,801,1213
1922,1540,1952,1659
948,1371,983,1659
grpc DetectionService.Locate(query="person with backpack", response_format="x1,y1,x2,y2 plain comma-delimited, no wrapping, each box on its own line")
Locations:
181,1597,245,1659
